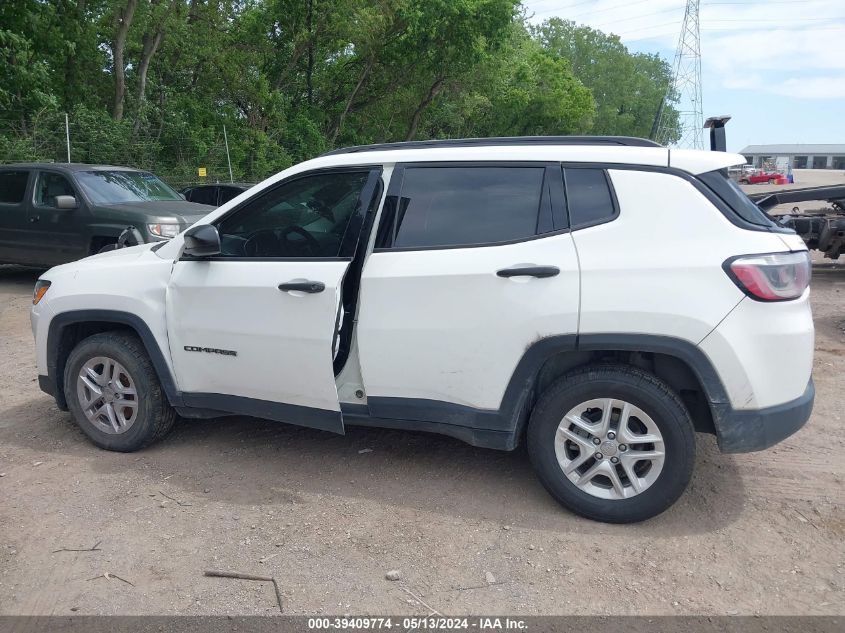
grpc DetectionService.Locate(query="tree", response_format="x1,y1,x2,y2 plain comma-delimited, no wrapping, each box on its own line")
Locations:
0,1,678,182
533,18,677,141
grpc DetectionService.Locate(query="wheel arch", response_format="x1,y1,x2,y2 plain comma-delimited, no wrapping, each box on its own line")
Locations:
513,334,730,443
46,310,180,410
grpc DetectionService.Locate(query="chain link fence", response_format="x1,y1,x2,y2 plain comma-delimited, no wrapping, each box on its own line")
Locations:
0,109,271,189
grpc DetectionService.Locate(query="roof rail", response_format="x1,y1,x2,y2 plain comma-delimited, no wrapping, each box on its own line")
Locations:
320,136,663,157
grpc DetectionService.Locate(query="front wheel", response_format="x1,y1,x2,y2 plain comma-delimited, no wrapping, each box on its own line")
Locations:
64,331,177,452
527,364,695,523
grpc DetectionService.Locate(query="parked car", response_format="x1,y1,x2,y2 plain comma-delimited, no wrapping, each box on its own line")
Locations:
30,136,814,523
181,182,254,207
740,170,781,184
0,163,214,267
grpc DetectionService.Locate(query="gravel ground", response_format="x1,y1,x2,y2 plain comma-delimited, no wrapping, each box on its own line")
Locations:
0,231,843,616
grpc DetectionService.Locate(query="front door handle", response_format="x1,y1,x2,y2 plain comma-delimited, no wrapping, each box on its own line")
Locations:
29,216,40,223
496,265,560,279
278,280,325,293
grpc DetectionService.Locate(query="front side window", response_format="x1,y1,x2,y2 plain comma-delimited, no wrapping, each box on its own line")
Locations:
0,171,29,204
76,170,181,204
384,166,546,249
216,171,370,258
35,172,76,207
564,168,617,228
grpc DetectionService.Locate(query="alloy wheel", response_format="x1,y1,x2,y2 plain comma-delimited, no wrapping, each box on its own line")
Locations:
554,398,665,500
76,356,139,434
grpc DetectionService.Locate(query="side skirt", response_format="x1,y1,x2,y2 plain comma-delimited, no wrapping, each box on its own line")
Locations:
341,404,518,451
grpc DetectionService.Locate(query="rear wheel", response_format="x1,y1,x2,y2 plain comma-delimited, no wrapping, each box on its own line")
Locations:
64,331,177,452
527,364,695,523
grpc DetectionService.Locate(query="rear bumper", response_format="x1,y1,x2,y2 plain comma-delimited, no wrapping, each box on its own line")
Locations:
715,378,814,453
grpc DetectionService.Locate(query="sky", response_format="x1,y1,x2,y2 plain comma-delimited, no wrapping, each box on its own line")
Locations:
522,0,845,152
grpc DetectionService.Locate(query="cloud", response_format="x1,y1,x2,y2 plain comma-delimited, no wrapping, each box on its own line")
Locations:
522,0,845,100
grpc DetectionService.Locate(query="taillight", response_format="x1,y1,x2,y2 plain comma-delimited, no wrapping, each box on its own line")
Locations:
724,251,811,301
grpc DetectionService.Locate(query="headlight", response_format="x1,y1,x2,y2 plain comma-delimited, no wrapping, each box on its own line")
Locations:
148,223,180,238
33,280,51,305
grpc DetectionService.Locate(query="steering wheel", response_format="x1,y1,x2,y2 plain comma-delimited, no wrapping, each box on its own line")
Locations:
278,225,320,256
243,229,281,257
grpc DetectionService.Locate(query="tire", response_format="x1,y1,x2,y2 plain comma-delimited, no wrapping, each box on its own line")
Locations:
64,331,177,452
768,178,775,184
526,364,695,523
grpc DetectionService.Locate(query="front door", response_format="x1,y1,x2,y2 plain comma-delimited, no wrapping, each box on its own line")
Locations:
28,170,89,265
166,168,381,433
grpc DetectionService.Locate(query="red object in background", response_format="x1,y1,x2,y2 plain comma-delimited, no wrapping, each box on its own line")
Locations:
741,171,783,184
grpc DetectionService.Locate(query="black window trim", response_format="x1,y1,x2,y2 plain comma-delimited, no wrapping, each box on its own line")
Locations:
557,161,792,235
0,169,33,206
373,161,568,253
182,165,384,263
562,165,621,231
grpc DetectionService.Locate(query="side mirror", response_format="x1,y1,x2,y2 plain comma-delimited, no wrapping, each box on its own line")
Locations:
183,224,221,257
54,195,78,210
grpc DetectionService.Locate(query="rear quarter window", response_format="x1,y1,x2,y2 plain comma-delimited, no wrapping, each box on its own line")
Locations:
0,171,29,204
697,169,777,227
563,168,617,228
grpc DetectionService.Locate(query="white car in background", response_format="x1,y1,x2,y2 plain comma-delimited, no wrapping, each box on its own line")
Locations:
30,136,814,523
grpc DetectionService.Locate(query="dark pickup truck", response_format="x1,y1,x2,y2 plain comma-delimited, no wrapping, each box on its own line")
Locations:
0,163,213,267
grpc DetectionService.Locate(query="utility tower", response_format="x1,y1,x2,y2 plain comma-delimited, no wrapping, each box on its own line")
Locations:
655,0,703,149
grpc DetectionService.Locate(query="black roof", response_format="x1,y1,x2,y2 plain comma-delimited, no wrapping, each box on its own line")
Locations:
1,162,144,172
321,136,662,157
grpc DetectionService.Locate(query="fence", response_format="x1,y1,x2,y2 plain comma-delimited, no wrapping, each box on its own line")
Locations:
0,109,271,188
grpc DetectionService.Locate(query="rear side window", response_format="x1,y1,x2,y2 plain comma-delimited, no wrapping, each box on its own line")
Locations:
0,171,29,204
564,168,617,228
698,169,776,227
219,186,245,204
385,166,546,249
186,186,218,206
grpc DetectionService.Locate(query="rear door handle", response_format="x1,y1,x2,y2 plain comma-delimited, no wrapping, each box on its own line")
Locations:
496,265,560,278
278,280,325,293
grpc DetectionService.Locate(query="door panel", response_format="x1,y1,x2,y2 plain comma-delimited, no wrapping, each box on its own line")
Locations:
165,168,381,434
356,233,580,411
28,171,88,265
0,170,33,264
166,259,351,430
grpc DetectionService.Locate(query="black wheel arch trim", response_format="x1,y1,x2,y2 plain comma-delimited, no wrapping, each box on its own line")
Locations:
360,333,733,450
45,315,767,451
45,309,344,433
45,309,182,410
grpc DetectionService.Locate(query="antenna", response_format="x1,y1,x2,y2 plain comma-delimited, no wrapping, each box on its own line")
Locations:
656,0,703,149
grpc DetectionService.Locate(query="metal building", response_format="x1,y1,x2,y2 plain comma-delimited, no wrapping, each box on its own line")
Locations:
740,144,845,170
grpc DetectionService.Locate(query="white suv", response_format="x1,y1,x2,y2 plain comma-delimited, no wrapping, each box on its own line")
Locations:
30,137,814,523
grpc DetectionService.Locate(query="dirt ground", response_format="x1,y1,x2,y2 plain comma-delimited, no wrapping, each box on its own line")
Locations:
1,228,844,615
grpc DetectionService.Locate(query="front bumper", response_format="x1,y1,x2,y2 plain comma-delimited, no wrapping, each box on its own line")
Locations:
715,378,814,453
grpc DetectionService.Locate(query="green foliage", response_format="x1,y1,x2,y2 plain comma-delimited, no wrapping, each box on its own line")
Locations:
533,18,679,142
0,1,677,184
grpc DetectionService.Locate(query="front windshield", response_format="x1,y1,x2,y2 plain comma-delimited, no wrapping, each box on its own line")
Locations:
76,170,181,204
